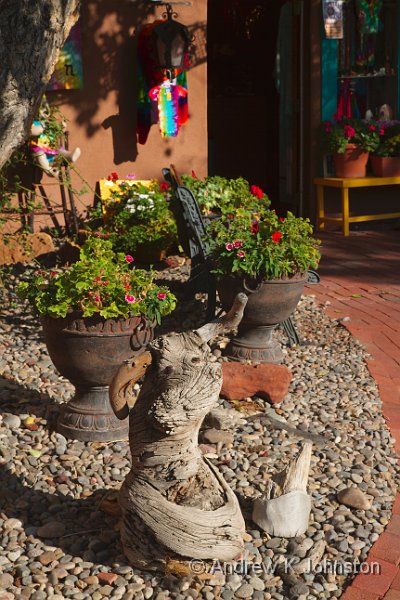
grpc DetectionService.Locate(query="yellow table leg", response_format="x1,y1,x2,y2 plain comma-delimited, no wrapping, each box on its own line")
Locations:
316,185,325,230
341,187,349,236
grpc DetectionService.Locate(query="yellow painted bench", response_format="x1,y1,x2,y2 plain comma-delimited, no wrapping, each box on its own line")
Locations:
314,176,400,236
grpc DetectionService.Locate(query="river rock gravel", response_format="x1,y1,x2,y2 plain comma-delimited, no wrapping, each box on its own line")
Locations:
0,264,398,600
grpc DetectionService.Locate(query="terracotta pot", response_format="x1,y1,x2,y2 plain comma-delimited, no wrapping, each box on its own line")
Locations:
333,144,369,178
42,313,154,441
371,156,400,177
217,275,306,363
133,238,173,264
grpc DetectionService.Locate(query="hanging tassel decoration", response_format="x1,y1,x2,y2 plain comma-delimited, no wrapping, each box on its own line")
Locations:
336,79,346,120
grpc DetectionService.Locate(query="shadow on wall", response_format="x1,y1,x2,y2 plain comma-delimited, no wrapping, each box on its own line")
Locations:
47,0,206,165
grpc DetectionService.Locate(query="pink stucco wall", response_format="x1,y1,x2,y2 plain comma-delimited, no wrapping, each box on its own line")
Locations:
46,0,208,210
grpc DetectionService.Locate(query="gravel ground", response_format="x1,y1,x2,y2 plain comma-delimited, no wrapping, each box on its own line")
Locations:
0,263,398,600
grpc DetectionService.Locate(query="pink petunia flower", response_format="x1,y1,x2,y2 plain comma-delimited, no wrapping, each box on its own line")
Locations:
368,125,376,131
225,243,234,251
157,292,167,300
125,294,136,303
237,251,245,258
234,240,243,248
126,173,136,179
125,255,134,263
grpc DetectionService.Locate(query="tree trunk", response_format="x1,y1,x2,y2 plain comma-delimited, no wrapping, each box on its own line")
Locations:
110,294,248,571
0,0,80,168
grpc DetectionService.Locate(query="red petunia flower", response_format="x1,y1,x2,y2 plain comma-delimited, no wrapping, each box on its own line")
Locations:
191,170,198,178
251,221,259,234
343,125,356,139
250,185,263,199
125,294,136,303
368,125,376,131
228,213,233,219
234,240,243,248
380,128,385,135
157,292,167,300
125,255,134,263
237,250,245,258
279,217,285,222
271,231,282,243
159,182,169,192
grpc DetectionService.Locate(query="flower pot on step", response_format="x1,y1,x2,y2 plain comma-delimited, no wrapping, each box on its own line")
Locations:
371,156,400,177
333,144,369,178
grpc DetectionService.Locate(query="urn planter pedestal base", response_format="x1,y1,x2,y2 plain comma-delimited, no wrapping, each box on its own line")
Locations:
218,276,306,364
42,314,154,442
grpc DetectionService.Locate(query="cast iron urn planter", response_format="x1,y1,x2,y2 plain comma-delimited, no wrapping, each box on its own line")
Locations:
41,313,154,441
217,275,307,363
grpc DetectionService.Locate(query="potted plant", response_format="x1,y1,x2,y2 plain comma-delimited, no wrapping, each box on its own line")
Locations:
94,174,178,263
322,118,382,177
371,133,400,177
18,237,176,441
207,208,321,363
180,174,271,214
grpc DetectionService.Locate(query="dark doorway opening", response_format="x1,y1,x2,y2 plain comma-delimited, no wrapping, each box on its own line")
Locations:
207,0,298,208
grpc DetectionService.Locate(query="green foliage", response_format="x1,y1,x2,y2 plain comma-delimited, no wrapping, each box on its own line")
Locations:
207,208,321,280
88,178,177,254
17,237,176,323
375,133,400,157
180,175,270,214
322,119,382,154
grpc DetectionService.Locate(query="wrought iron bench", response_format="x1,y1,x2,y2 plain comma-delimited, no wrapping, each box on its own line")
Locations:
162,165,320,346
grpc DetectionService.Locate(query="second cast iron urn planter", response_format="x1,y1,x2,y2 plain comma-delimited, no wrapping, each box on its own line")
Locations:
42,313,154,441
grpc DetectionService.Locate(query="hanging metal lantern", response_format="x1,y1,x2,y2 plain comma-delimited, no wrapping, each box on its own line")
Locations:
152,3,192,77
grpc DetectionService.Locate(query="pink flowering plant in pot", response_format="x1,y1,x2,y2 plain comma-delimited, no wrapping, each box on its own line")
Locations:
17,237,177,442
18,236,176,324
207,207,321,280
322,118,382,154
207,208,321,363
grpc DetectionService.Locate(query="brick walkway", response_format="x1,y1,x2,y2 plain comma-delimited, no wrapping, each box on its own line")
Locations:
305,230,400,600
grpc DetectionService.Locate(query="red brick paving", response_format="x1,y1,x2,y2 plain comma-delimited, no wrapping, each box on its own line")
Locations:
304,231,400,600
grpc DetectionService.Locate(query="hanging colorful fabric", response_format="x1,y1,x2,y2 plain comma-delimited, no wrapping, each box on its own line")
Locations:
149,79,188,137
355,0,383,34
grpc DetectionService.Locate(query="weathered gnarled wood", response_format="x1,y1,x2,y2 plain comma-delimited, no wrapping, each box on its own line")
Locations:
110,351,152,420
111,294,248,570
252,442,312,538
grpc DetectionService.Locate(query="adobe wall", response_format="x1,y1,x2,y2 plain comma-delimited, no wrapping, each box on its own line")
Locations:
47,0,208,210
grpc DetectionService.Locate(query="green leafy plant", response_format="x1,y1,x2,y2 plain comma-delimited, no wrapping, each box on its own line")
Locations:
322,118,383,153
374,133,400,157
89,175,177,254
17,236,176,323
207,207,321,280
180,174,270,214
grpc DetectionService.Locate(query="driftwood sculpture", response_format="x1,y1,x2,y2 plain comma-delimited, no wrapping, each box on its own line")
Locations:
110,294,248,570
252,442,312,538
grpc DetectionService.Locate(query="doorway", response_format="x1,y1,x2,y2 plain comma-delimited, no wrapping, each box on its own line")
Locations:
207,0,301,209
